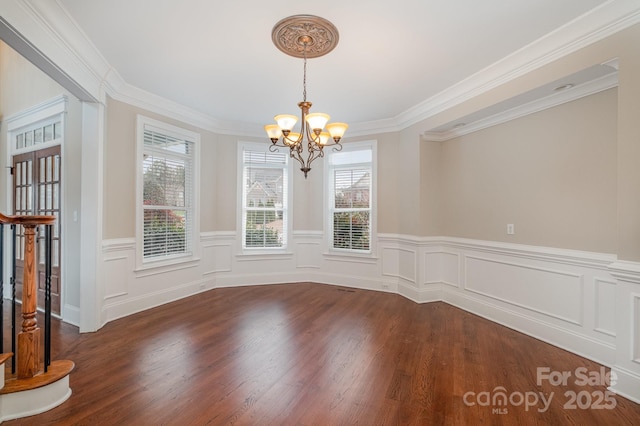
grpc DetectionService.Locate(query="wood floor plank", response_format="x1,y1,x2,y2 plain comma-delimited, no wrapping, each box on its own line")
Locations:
3,282,640,425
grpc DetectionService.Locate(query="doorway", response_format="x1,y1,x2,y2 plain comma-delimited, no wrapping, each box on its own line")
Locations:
12,145,62,315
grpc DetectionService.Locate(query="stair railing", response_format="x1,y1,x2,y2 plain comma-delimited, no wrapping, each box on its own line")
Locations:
0,211,55,378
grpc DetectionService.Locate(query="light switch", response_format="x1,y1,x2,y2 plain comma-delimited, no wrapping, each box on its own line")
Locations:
507,224,515,235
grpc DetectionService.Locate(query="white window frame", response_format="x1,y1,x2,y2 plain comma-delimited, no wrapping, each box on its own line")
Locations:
135,115,200,271
324,140,377,257
237,141,292,256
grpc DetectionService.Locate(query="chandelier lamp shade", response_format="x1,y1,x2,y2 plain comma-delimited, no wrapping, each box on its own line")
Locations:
265,15,348,178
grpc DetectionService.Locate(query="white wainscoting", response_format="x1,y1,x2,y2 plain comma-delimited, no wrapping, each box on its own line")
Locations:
607,261,640,403
99,232,640,403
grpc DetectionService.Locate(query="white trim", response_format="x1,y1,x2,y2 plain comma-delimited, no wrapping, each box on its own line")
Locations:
593,277,617,337
608,261,640,284
61,303,79,327
235,252,294,262
609,366,640,404
103,276,215,323
443,237,617,270
423,71,619,141
463,254,584,326
134,258,201,278
102,238,136,253
323,253,379,264
4,94,68,132
0,373,72,421
200,231,236,242
79,101,104,332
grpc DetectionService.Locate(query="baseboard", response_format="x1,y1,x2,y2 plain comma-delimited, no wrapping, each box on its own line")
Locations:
62,304,80,327
441,286,616,367
398,282,442,303
104,277,215,323
609,366,640,404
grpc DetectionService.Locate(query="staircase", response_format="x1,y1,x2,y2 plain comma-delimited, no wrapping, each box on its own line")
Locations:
0,212,73,422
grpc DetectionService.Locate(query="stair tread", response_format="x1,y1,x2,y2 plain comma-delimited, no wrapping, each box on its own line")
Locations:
1,359,74,394
0,353,12,366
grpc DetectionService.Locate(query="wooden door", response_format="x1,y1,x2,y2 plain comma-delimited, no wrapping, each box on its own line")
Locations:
13,146,61,315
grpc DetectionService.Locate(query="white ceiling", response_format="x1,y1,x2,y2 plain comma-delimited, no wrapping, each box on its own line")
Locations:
55,0,618,133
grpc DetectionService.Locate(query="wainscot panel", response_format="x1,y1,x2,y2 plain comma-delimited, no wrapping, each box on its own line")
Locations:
98,233,640,403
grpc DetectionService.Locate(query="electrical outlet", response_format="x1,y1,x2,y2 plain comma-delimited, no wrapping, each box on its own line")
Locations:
507,224,515,235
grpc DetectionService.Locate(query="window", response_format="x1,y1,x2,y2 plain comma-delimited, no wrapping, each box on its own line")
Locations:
327,142,375,253
137,116,199,264
14,119,62,150
239,143,289,250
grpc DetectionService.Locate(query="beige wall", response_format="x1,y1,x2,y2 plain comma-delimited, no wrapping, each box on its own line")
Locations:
104,98,406,236
616,25,640,262
419,23,640,260
104,82,620,255
83,24,640,261
214,134,239,232
104,97,219,238
438,88,618,253
0,40,83,308
0,40,69,216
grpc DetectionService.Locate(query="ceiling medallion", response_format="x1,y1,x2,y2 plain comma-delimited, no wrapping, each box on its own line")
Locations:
271,14,339,59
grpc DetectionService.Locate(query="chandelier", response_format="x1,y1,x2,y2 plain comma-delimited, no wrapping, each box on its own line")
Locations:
264,15,348,178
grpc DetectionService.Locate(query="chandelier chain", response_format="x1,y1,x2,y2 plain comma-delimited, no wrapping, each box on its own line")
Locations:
302,42,307,102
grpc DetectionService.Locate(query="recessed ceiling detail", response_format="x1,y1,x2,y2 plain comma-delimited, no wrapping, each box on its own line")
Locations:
271,15,339,59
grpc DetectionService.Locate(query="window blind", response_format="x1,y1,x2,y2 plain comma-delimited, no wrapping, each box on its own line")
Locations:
329,148,372,252
143,128,194,259
242,149,288,249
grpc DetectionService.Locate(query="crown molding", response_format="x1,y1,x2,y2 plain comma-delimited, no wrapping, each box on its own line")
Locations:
5,0,640,138
392,0,640,133
105,73,264,137
423,71,618,142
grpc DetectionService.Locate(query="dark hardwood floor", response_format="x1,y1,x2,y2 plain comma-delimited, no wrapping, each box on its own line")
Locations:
3,282,640,425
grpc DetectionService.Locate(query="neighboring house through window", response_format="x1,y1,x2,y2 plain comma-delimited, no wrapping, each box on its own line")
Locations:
326,141,376,253
137,115,199,266
239,142,290,251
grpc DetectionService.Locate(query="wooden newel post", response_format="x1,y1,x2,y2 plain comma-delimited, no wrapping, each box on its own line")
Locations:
18,223,40,379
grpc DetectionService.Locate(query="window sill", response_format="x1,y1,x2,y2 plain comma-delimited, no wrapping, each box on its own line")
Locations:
135,256,200,277
236,251,294,261
323,251,378,264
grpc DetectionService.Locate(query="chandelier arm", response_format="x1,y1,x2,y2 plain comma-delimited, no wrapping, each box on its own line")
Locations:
289,148,307,171
331,143,343,153
306,144,325,169
282,132,303,146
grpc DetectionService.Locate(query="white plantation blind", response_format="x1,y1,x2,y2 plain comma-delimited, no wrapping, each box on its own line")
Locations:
142,127,194,260
329,148,372,252
242,148,288,249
